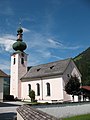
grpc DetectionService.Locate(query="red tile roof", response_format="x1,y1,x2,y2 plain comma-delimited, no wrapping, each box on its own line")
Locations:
81,86,90,91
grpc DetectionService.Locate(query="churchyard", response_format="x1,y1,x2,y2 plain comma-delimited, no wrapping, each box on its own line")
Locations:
0,100,90,120
16,101,90,120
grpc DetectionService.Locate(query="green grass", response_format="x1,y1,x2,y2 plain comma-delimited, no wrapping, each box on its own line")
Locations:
63,114,90,120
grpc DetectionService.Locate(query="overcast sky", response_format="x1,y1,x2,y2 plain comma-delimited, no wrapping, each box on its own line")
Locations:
0,0,90,74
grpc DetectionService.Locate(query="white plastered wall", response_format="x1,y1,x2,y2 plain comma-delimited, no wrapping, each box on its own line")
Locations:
0,78,3,102
42,77,63,101
21,76,64,102
10,53,27,98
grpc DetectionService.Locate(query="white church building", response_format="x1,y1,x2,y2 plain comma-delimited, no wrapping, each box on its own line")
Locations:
10,27,81,103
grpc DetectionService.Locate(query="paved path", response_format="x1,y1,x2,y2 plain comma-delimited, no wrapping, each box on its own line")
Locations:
37,102,90,118
0,102,25,120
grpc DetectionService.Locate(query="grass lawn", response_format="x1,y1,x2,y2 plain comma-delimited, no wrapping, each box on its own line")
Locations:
63,114,90,120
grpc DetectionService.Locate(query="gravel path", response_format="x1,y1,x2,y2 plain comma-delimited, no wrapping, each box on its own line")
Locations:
37,103,90,118
0,102,24,120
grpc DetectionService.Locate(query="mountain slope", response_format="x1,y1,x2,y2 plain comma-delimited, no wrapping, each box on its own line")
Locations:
74,47,90,85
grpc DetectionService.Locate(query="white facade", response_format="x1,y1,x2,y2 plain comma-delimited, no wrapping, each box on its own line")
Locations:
10,50,81,103
10,52,27,98
0,78,3,102
21,61,81,103
21,76,64,102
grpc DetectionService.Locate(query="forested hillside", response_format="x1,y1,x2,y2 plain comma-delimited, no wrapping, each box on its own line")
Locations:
74,47,90,85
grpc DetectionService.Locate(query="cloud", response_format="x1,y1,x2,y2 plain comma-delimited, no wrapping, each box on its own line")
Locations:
0,34,16,52
47,38,80,50
47,38,63,48
0,64,10,75
26,31,81,67
0,63,10,71
28,33,62,49
22,27,30,33
36,49,52,58
28,32,80,50
0,31,80,71
62,46,80,50
0,58,10,74
52,55,63,59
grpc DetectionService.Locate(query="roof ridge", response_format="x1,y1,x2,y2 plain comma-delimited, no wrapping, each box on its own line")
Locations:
63,59,72,74
29,58,72,68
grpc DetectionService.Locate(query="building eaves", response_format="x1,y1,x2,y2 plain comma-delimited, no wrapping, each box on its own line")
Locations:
0,69,9,77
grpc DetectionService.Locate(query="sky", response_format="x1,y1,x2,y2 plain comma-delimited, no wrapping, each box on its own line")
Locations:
0,0,90,74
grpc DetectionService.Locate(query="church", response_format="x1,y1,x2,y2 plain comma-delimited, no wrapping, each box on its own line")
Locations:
10,27,81,103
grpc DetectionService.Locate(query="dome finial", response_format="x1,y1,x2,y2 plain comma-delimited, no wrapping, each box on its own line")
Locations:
19,18,22,28
17,19,23,33
12,22,27,52
17,20,23,40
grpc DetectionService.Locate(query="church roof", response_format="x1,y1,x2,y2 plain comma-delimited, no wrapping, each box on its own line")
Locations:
21,58,72,80
0,69,9,77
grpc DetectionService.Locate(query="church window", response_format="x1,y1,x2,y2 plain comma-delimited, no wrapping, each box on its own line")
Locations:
37,83,40,96
21,58,24,64
46,83,50,96
21,53,24,57
37,68,41,72
13,58,16,65
50,66,54,69
67,74,70,77
28,84,31,93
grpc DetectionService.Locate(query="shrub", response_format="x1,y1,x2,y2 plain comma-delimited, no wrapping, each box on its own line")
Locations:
29,90,35,102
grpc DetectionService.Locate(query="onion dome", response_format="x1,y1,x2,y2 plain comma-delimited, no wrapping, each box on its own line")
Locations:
13,27,27,52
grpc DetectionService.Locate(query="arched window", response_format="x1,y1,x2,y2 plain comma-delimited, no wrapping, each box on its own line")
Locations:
21,58,24,64
28,84,31,93
37,83,40,96
46,83,50,96
13,58,16,65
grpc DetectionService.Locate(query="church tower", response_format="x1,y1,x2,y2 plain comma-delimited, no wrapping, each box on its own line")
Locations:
10,27,27,99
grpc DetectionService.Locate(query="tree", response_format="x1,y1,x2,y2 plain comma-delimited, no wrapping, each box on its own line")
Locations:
29,90,35,102
65,76,81,101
